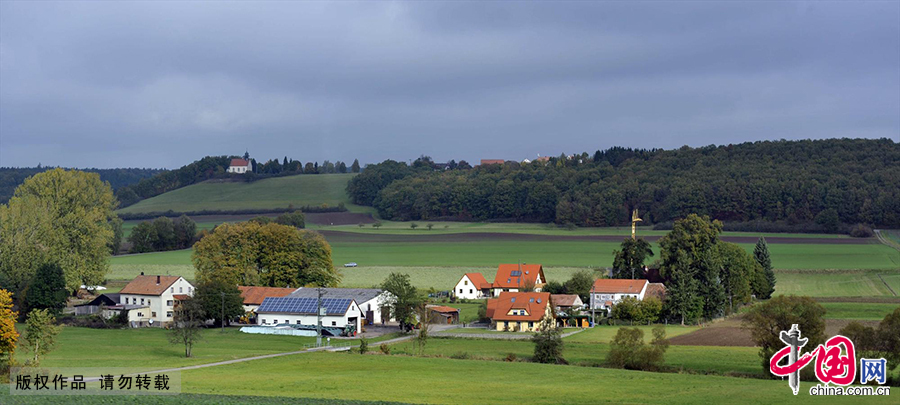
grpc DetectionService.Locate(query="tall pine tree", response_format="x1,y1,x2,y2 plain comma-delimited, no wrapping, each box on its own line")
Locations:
753,237,776,299
25,263,67,314
351,159,361,173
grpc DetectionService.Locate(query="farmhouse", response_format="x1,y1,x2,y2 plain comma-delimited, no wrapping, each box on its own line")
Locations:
227,158,250,174
238,286,297,313
452,273,492,299
486,292,553,332
288,287,391,325
256,296,363,333
119,274,195,327
589,279,649,313
490,264,546,296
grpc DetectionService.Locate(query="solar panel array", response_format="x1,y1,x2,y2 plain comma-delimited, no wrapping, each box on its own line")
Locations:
257,297,352,315
510,270,522,276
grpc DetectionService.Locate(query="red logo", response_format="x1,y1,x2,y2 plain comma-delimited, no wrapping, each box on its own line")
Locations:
770,324,857,395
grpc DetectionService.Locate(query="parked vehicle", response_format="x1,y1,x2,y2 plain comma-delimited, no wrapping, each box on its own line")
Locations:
344,262,358,267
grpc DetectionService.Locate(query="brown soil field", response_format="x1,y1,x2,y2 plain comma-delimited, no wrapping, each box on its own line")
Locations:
668,317,879,347
317,230,876,245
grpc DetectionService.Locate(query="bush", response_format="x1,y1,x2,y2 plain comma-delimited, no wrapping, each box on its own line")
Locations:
451,351,471,360
849,223,874,238
607,326,669,371
359,337,368,354
275,211,305,228
504,353,518,362
410,223,418,229
743,295,826,377
531,325,565,364
610,297,662,324
379,343,391,355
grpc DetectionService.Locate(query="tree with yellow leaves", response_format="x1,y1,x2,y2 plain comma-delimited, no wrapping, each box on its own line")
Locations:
0,289,19,369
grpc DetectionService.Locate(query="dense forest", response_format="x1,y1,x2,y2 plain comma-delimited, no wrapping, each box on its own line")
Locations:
0,167,163,204
347,139,900,229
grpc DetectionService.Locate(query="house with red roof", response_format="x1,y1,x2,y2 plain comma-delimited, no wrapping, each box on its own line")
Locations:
589,279,649,314
452,273,492,299
486,292,553,332
490,264,545,296
227,158,250,174
238,286,297,313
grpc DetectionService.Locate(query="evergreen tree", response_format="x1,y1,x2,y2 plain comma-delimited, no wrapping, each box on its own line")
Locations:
658,214,723,323
25,263,67,314
753,237,776,299
283,156,288,167
338,161,347,173
351,159,361,173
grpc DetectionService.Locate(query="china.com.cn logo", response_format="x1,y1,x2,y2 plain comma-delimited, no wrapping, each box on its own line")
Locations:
769,324,889,396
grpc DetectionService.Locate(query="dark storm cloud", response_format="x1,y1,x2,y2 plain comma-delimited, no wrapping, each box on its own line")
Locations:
1,1,898,168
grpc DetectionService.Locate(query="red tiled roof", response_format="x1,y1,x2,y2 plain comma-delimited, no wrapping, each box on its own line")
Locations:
550,294,581,307
592,279,648,294
480,159,505,165
230,158,249,167
489,292,551,322
120,275,182,296
462,273,490,289
173,294,190,301
238,286,296,305
492,264,544,289
426,305,459,313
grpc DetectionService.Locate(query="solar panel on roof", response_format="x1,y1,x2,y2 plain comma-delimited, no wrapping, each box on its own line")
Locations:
510,270,522,277
257,297,352,315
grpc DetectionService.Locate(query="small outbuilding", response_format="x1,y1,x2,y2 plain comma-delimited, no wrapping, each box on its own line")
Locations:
426,305,459,324
75,293,120,316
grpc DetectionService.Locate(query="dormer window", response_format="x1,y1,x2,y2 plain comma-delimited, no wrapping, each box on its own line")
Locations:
529,298,534,303
511,297,516,303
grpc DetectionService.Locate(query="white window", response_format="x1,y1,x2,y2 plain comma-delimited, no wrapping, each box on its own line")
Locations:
179,287,183,293
274,319,278,324
459,289,463,294
170,287,174,293
464,280,468,285
331,321,336,326
125,298,129,304
140,298,144,305
469,289,473,294
137,312,143,317
152,312,157,318
166,311,173,318
167,300,173,306
262,319,266,324
296,320,301,325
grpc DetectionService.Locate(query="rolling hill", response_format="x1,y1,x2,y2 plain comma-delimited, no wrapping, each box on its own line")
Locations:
116,173,370,214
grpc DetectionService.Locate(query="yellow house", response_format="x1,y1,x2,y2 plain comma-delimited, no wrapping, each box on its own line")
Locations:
487,292,554,332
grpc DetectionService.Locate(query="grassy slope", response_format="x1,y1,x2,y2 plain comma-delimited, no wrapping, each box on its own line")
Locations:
181,351,879,404
117,174,370,214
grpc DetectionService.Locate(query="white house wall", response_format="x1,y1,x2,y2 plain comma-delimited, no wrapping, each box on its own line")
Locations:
257,301,363,332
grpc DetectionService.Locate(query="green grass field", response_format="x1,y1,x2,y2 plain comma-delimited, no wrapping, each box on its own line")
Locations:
117,174,370,214
0,392,397,405
13,325,399,369
774,270,900,297
820,302,900,320
178,351,886,404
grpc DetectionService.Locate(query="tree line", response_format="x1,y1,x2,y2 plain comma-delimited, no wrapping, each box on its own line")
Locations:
347,139,900,230
0,166,162,204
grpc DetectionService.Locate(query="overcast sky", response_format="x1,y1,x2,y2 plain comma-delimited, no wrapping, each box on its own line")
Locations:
1,1,898,169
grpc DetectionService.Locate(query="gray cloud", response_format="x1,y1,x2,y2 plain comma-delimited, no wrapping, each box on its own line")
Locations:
1,1,898,168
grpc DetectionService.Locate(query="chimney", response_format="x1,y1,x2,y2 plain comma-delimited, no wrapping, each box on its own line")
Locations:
156,275,160,285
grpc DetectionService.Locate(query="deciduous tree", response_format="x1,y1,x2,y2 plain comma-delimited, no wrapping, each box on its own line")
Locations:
23,308,60,366
379,273,421,331
168,298,205,358
0,289,19,368
743,295,826,375
192,222,339,288
194,280,244,327
0,168,116,294
24,263,68,315
531,322,565,364
612,238,654,279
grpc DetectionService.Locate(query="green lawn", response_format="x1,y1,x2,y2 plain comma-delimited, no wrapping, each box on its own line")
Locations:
179,351,882,404
14,325,400,369
0,392,401,405
774,270,900,297
564,324,699,343
117,174,371,214
821,302,900,320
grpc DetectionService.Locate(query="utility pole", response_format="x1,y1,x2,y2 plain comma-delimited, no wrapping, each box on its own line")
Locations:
590,284,595,327
220,291,225,333
316,287,323,347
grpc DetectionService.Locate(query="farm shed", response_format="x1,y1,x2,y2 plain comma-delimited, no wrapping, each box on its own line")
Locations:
426,305,459,324
256,296,363,334
288,287,392,325
238,286,298,313
75,293,120,316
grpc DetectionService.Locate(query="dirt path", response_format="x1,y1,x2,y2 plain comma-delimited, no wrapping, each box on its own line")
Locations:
874,229,900,251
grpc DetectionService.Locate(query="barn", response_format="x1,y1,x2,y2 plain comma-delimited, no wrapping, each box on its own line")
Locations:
256,296,363,333
287,288,392,325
